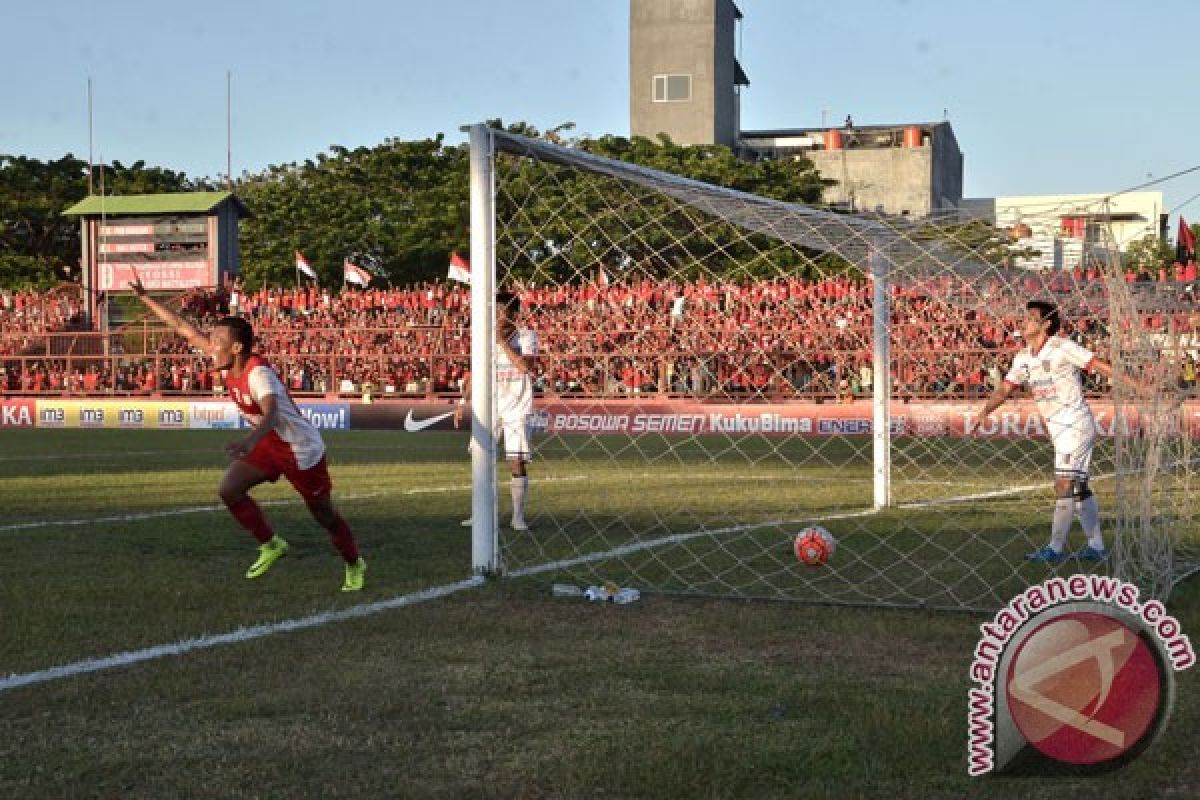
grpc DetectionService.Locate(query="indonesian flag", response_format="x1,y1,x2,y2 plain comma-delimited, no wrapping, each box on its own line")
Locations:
1178,216,1196,265
447,251,471,284
343,259,371,286
295,251,317,279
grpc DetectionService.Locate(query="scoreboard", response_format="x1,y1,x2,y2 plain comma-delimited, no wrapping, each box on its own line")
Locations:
95,216,214,291
65,191,249,324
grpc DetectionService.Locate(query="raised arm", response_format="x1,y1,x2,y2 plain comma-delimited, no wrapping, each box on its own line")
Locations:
977,380,1017,422
128,271,210,353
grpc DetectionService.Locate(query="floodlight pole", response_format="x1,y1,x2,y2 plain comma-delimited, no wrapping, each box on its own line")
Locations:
870,237,892,509
468,124,499,574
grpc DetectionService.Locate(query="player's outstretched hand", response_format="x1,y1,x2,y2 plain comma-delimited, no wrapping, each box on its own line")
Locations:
128,268,147,296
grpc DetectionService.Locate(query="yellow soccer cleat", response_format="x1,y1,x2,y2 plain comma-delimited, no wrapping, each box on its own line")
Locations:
342,558,367,592
245,536,289,579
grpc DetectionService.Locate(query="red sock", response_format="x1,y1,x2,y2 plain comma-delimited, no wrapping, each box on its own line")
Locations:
226,496,273,544
325,513,360,564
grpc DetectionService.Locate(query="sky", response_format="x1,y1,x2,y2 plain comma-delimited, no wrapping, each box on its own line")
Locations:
4,0,1199,221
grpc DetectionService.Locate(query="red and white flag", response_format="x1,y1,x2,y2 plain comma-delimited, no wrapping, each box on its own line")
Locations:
295,251,317,279
343,259,371,287
447,251,471,284
1178,216,1196,264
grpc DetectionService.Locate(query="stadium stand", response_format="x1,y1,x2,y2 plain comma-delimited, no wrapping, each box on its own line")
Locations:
2,269,1197,400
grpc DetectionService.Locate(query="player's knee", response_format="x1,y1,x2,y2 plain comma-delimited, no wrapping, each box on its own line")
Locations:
218,482,244,506
305,494,335,518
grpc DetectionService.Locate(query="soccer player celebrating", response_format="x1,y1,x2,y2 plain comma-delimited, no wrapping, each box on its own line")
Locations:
129,273,366,591
455,290,537,531
976,300,1116,563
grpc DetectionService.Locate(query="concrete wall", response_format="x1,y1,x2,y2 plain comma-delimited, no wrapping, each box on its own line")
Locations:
929,122,963,212
711,0,739,146
807,147,934,216
630,0,739,146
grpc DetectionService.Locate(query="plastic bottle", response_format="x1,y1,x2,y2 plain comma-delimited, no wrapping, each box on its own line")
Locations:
552,583,583,598
612,588,641,605
584,585,610,602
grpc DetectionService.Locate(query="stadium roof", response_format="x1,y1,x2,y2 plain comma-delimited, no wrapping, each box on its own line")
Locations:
63,191,251,217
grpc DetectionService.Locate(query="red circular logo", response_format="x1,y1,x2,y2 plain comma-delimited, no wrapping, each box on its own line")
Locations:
1006,612,1162,765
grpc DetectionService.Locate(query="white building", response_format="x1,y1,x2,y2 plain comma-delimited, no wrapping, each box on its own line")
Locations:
961,192,1164,271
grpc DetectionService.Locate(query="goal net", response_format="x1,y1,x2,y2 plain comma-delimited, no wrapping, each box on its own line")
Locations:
465,126,1199,611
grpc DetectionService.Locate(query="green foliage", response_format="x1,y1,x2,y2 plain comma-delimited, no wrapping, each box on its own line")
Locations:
4,124,831,290
235,136,470,289
0,154,200,288
491,126,831,284
1123,234,1175,273
0,154,89,287
234,123,829,289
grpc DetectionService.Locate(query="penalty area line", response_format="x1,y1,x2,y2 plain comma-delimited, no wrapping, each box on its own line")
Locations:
0,576,486,694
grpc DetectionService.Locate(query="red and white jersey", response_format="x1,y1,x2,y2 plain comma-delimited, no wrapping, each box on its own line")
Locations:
496,328,537,422
225,355,325,469
1004,336,1097,439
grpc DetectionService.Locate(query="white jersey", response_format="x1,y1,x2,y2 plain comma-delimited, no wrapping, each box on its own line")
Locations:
495,328,537,421
1004,336,1097,441
228,356,326,469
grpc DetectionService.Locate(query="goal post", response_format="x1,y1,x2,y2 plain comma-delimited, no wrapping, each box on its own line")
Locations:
467,123,1199,610
468,124,497,575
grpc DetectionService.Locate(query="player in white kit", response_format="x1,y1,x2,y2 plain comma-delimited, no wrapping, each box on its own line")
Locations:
977,301,1117,563
455,291,538,531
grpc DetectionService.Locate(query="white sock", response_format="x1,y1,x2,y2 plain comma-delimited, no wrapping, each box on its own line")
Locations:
1050,498,1074,552
1077,495,1104,550
510,476,529,522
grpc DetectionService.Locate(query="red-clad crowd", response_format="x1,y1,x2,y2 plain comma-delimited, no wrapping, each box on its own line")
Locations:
0,287,86,357
2,269,1198,399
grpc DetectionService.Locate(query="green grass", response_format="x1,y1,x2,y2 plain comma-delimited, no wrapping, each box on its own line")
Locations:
0,429,1195,799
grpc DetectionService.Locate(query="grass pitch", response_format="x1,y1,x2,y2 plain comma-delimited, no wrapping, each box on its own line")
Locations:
0,429,1195,799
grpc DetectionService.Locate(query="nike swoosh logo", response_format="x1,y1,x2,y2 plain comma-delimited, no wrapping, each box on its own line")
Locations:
403,410,456,432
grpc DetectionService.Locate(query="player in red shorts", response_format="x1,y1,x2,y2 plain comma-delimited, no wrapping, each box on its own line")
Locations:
130,273,366,591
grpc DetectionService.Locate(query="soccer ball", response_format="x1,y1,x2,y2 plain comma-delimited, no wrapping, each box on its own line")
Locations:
794,526,836,566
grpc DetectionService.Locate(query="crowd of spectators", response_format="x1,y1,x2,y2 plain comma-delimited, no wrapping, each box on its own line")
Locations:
3,266,1198,400
0,287,86,357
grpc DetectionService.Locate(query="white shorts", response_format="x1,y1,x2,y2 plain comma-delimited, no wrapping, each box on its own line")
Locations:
1051,423,1095,483
497,414,532,462
467,413,532,463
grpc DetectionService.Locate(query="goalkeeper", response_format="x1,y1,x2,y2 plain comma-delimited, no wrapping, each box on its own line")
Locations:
455,291,538,531
977,301,1116,563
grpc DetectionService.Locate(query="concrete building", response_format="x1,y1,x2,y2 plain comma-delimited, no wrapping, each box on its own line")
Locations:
628,1,963,217
738,123,963,216
629,0,748,147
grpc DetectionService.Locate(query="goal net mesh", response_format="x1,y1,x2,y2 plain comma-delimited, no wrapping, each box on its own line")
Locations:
478,129,1198,611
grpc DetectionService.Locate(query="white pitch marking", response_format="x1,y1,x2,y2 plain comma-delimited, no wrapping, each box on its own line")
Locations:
0,476,587,533
0,457,1169,691
507,468,1131,577
0,576,486,694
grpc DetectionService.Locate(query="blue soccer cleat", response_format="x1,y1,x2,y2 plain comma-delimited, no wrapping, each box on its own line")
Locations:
1072,545,1108,562
1025,545,1066,564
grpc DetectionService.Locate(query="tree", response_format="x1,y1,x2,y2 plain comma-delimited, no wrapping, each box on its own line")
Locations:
0,154,202,288
1122,234,1174,276
0,155,89,286
235,136,469,289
